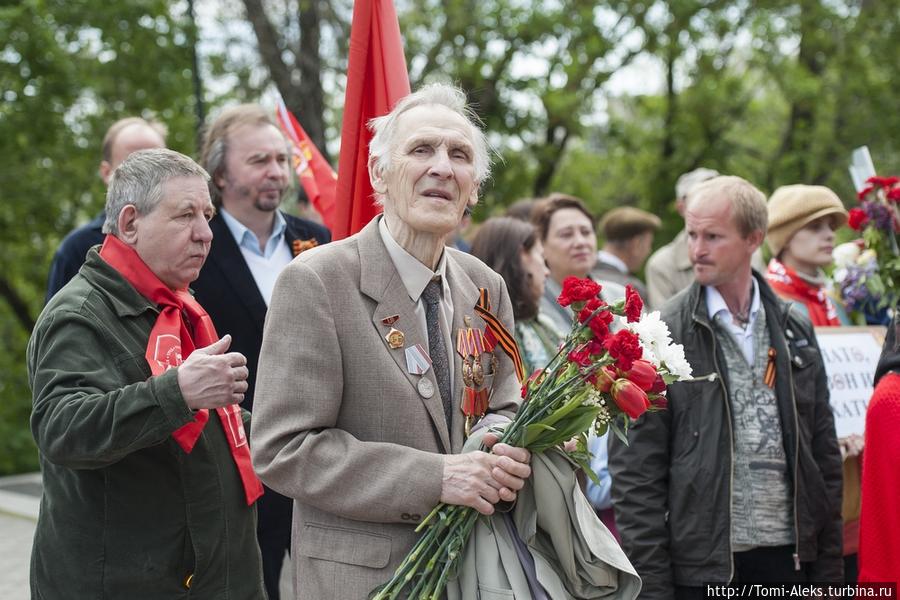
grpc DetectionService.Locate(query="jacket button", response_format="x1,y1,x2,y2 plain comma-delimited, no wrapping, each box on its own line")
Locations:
793,356,803,367
786,329,794,339
184,574,193,589
411,514,421,521
401,512,410,520
693,431,699,437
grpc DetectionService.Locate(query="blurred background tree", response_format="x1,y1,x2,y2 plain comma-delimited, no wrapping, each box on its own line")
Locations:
1,0,897,473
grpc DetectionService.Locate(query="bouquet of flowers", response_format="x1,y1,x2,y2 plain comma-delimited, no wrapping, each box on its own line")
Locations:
836,175,900,320
370,278,695,600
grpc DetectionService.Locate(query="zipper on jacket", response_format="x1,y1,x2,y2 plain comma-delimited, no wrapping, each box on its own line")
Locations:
779,304,803,572
694,315,736,584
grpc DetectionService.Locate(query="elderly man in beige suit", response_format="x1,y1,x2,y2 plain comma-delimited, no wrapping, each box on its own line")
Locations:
251,83,532,598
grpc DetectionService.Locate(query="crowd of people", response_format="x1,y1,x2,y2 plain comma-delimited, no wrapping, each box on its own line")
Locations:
27,82,897,599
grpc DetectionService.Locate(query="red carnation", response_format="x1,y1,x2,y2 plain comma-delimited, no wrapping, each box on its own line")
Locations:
558,277,601,307
867,175,900,188
847,207,869,231
611,378,651,419
567,349,592,368
578,298,604,323
887,186,900,203
624,284,643,323
625,359,657,391
521,369,542,398
857,185,875,201
604,329,643,372
586,309,614,342
585,340,604,355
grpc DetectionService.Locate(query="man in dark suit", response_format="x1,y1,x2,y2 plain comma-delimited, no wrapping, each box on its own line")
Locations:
46,117,167,302
192,104,330,600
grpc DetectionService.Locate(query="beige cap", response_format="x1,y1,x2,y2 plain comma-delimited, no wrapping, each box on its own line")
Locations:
766,184,848,258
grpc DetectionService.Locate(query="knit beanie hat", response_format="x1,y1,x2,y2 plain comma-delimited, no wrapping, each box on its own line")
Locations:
766,185,848,258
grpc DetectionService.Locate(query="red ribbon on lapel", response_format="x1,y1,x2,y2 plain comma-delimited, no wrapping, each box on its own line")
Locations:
474,288,525,383
99,235,263,506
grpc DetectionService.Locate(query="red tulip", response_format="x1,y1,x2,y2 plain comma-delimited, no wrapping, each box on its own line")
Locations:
611,378,651,419
625,359,657,391
593,365,618,393
649,373,667,394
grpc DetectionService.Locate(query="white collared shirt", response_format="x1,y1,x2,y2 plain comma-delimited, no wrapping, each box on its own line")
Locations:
219,208,293,306
704,279,761,364
597,250,629,274
379,217,455,392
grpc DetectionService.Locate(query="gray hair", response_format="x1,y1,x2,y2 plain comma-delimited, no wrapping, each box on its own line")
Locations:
103,148,210,235
687,175,768,238
675,167,719,201
368,83,491,196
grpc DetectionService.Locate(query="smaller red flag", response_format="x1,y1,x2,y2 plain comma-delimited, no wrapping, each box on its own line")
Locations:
275,97,337,231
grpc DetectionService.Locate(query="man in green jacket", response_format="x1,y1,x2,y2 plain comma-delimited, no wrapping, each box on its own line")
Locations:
28,148,267,599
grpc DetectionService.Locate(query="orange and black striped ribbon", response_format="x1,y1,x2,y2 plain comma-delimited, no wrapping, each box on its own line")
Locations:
764,347,776,388
474,288,526,383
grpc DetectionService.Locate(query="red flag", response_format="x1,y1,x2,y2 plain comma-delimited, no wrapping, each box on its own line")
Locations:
333,0,411,240
275,97,337,231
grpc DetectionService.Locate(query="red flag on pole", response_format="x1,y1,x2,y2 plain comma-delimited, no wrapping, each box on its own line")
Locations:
275,97,338,231
333,0,411,240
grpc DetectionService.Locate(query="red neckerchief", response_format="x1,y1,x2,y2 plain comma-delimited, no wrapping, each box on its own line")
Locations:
765,258,841,326
99,235,263,505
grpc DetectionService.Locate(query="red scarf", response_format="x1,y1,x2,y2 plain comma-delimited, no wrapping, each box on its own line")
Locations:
99,235,263,505
765,258,841,326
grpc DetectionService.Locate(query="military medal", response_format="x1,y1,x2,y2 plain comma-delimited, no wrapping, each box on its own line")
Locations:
381,315,400,326
385,327,405,349
417,377,435,398
405,344,431,375
456,316,493,437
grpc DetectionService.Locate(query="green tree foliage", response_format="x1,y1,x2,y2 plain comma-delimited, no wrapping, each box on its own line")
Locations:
1,0,898,474
0,0,199,474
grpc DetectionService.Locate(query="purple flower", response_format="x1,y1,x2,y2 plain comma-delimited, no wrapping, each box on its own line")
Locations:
861,200,895,232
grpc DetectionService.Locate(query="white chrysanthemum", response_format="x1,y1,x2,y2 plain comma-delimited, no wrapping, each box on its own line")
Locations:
832,242,860,270
625,311,672,367
658,342,693,379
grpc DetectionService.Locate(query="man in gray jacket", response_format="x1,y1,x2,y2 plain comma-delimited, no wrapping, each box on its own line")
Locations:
609,175,843,599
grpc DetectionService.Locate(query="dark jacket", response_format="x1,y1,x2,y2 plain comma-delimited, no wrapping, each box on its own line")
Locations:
191,212,330,412
45,213,106,303
27,250,265,599
609,272,843,598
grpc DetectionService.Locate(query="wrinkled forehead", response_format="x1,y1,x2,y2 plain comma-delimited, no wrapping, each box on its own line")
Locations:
390,104,476,149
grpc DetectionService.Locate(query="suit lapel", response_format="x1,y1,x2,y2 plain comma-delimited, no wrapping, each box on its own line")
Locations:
358,220,451,452
207,215,268,330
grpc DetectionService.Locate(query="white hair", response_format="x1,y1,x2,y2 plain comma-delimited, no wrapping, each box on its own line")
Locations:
103,148,210,235
368,83,491,193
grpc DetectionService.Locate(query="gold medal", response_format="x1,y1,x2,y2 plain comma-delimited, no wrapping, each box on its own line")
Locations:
385,327,405,349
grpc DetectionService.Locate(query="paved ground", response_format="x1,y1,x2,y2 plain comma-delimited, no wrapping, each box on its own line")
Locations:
0,473,39,600
0,472,290,598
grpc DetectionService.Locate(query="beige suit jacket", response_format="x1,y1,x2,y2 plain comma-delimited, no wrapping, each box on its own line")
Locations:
251,218,521,599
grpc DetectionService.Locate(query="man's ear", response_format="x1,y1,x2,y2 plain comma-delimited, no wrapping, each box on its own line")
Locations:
747,229,765,251
466,184,480,208
117,205,140,244
99,161,114,186
368,156,387,194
